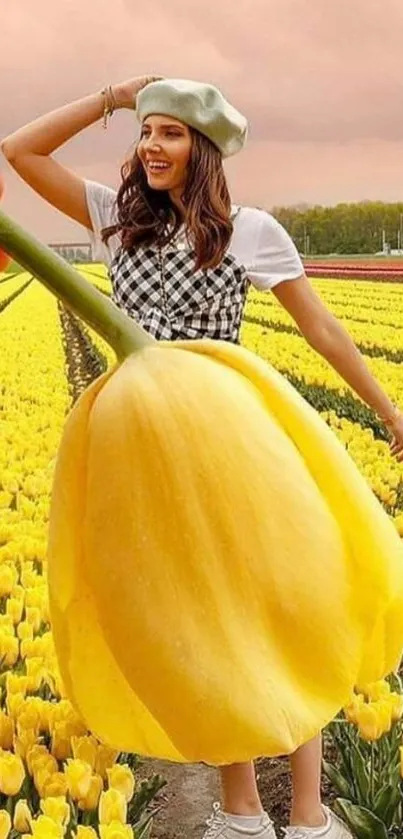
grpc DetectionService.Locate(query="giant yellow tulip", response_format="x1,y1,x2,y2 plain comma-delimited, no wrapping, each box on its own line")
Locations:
47,341,403,764
2,208,403,767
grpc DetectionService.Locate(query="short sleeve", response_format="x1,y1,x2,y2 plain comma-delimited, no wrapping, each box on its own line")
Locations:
84,179,120,267
247,210,304,291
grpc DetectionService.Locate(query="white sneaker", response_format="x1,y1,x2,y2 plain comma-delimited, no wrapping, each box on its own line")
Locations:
202,801,278,838
281,806,354,839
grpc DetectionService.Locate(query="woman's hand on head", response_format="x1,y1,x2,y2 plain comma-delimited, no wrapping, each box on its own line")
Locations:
111,76,165,110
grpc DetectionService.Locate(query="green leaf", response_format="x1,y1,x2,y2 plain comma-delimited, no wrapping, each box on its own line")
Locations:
322,760,354,799
334,799,388,839
133,813,153,839
388,752,401,784
373,783,401,828
388,672,403,694
330,725,357,793
349,742,371,805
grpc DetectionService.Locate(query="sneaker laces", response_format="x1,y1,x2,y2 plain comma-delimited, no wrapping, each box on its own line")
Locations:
281,828,307,839
204,802,227,837
280,808,330,839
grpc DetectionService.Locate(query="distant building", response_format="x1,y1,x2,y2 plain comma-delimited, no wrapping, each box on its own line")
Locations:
47,242,92,263
375,248,403,256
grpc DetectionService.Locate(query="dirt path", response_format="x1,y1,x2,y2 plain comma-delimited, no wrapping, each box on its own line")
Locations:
139,751,336,838
138,757,293,837
138,759,220,838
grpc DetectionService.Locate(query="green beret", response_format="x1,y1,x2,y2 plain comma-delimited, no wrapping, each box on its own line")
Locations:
135,78,248,158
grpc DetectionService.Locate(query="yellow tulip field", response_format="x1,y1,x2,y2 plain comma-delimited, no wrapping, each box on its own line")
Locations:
1,263,403,838
0,267,165,839
241,279,403,529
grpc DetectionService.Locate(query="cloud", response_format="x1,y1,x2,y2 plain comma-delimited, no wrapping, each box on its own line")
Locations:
149,0,403,142
1,0,403,242
3,0,403,144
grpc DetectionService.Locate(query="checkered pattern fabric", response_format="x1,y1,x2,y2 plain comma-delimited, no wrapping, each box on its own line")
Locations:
109,215,250,343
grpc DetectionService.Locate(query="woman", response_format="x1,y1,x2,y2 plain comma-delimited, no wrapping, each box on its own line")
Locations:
2,76,403,839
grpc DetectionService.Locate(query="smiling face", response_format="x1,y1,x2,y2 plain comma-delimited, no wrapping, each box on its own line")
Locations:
137,115,193,203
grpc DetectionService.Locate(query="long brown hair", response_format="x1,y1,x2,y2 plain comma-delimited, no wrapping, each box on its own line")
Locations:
100,127,234,272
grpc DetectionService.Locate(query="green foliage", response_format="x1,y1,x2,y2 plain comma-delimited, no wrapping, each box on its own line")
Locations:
324,674,403,838
334,800,389,839
271,201,403,254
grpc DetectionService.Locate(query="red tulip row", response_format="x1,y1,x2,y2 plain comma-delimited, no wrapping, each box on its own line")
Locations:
304,264,403,282
304,262,403,271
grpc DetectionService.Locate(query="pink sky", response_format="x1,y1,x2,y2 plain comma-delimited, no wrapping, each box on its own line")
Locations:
1,0,403,245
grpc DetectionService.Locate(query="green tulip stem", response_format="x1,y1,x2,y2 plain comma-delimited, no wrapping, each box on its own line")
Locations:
0,209,156,362
370,741,374,806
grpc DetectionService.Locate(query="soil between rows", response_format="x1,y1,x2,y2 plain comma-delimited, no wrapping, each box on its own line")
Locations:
137,745,336,838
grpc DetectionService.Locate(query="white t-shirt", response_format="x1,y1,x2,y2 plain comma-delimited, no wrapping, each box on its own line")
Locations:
84,180,304,292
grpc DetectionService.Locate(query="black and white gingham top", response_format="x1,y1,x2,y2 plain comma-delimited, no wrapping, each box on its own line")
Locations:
84,180,305,344
109,208,249,343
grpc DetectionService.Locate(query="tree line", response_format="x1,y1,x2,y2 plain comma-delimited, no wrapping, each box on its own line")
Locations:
270,201,403,255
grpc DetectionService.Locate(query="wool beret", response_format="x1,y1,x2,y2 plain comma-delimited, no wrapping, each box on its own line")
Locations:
135,78,248,158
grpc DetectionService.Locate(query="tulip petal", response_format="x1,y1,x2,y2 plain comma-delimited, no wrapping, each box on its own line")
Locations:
47,342,403,764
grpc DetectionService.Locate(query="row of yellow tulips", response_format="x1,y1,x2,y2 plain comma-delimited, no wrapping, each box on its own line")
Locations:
0,279,153,838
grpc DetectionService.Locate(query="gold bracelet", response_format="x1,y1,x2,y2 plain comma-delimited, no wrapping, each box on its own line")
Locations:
100,85,117,130
378,405,401,427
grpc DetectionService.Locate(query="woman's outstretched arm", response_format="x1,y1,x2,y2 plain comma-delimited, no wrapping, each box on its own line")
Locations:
272,274,403,458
